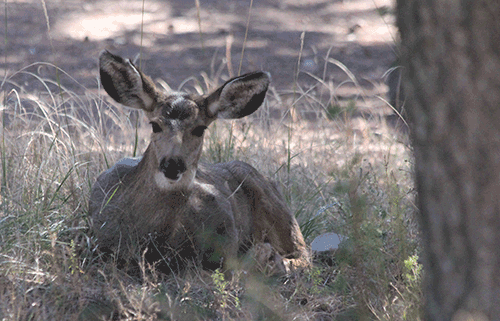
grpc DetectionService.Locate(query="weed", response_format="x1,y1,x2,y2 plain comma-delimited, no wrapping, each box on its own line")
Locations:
308,266,324,295
211,268,240,313
404,254,422,287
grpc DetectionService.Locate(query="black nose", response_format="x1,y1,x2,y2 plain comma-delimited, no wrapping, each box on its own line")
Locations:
159,157,186,180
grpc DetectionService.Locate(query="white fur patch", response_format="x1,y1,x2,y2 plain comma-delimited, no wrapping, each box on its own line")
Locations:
154,168,195,191
115,157,142,167
198,182,219,196
171,95,185,107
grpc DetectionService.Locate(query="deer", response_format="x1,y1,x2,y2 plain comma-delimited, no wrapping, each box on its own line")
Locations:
89,50,309,274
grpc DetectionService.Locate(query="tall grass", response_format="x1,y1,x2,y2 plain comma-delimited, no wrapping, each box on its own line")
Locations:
0,1,420,320
0,58,420,319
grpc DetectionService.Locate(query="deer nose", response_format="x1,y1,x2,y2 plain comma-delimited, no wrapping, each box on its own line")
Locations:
159,157,187,181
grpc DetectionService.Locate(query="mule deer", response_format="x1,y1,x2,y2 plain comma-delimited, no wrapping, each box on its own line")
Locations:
89,50,309,273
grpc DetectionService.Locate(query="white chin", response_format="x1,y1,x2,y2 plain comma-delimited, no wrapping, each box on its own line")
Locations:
154,170,194,191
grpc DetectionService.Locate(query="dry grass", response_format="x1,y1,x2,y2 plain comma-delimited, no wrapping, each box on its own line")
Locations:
1,1,419,317
0,56,420,320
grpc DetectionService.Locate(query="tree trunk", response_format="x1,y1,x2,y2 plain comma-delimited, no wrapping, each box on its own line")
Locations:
397,1,500,320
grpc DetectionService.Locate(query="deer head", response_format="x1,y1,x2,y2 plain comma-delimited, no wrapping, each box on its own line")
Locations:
99,50,270,191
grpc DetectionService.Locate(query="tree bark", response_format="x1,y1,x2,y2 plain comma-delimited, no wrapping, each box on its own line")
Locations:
397,1,500,320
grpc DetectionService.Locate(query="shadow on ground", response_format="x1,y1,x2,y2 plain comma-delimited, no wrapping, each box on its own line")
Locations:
2,0,397,114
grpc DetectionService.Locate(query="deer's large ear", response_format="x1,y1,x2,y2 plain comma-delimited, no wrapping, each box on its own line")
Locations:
205,72,270,119
99,50,157,112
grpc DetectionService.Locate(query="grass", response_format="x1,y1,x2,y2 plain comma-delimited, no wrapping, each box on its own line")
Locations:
0,59,420,320
0,1,420,320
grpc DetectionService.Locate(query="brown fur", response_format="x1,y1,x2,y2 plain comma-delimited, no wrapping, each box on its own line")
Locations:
89,50,310,273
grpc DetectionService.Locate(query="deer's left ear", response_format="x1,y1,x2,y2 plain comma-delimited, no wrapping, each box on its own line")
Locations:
205,72,270,119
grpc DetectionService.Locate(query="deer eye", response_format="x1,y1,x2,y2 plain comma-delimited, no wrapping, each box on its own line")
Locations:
191,126,207,137
150,121,162,133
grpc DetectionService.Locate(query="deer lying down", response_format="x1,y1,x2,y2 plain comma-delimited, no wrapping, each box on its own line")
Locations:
89,50,309,273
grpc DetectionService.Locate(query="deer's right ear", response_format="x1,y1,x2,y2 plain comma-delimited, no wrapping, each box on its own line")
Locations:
99,50,157,112
205,71,270,119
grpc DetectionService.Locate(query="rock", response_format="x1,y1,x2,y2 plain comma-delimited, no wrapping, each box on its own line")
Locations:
311,232,343,252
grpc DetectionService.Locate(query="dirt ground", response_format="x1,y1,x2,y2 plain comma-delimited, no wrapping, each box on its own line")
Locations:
1,0,397,115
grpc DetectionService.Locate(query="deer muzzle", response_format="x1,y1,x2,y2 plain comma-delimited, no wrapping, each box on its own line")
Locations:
159,157,187,181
